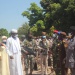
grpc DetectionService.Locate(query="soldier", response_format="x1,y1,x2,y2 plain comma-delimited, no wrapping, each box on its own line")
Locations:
47,36,53,67
58,32,67,75
20,35,29,75
39,35,49,75
33,37,41,71
21,34,36,75
51,30,62,75
25,34,36,75
65,26,75,75
34,37,40,59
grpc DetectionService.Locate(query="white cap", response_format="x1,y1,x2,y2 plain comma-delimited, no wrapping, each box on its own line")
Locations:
11,29,18,33
2,36,7,39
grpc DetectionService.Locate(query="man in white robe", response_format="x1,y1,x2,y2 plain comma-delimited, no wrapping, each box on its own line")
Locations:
6,29,23,75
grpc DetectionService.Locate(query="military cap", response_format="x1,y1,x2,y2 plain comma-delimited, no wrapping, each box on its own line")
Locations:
42,31,46,35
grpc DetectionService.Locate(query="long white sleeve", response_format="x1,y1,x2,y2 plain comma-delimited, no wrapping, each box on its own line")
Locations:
6,38,13,56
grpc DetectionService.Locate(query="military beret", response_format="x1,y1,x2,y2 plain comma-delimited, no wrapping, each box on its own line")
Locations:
53,30,58,33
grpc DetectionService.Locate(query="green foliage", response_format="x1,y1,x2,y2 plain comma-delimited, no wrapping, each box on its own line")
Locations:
22,0,75,35
40,0,75,33
22,11,30,19
49,26,55,36
22,2,43,27
0,28,9,37
55,0,75,32
50,3,61,10
28,3,42,15
36,20,45,29
18,23,30,37
30,20,45,36
30,24,37,32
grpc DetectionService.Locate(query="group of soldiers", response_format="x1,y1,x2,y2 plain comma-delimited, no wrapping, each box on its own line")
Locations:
20,31,53,75
20,26,75,75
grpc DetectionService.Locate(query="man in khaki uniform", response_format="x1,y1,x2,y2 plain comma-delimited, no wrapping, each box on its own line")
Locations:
39,35,49,75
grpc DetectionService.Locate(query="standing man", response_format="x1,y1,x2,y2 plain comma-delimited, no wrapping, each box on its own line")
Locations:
0,36,10,75
39,35,49,75
6,29,23,75
51,31,61,75
20,35,29,75
65,26,75,75
58,32,67,75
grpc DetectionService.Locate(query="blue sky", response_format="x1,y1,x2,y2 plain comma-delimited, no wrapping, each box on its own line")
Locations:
0,0,41,32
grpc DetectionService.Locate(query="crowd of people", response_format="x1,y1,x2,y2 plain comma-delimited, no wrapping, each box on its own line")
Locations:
0,26,75,75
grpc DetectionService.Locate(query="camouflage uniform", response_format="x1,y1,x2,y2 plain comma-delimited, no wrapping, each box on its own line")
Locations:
21,38,36,75
59,39,66,75
51,37,62,75
25,38,36,75
65,37,75,75
21,39,29,75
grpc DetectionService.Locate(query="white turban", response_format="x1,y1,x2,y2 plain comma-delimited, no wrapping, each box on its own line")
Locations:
11,29,18,33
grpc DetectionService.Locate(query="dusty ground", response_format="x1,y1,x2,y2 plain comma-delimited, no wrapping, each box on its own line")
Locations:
23,65,55,75
23,57,71,75
23,57,55,75
23,66,71,75
0,53,71,75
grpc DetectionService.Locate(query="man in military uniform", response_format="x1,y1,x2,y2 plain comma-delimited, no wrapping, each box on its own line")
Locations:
39,35,49,75
25,33,37,75
21,34,36,75
51,31,61,75
58,32,67,75
20,35,29,75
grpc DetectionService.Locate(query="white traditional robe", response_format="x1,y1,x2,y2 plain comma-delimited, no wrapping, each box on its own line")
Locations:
6,36,23,75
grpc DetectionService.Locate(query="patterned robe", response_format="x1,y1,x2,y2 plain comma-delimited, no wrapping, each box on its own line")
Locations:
65,36,75,68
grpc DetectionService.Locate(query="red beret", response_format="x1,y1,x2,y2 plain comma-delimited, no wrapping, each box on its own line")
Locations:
53,30,58,33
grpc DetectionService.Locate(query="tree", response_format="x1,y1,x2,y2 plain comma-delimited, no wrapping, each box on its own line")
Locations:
0,28,9,37
57,0,75,32
40,0,61,30
22,1,61,34
18,22,30,37
30,20,45,36
22,2,43,27
22,0,75,35
22,2,45,36
40,0,75,33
